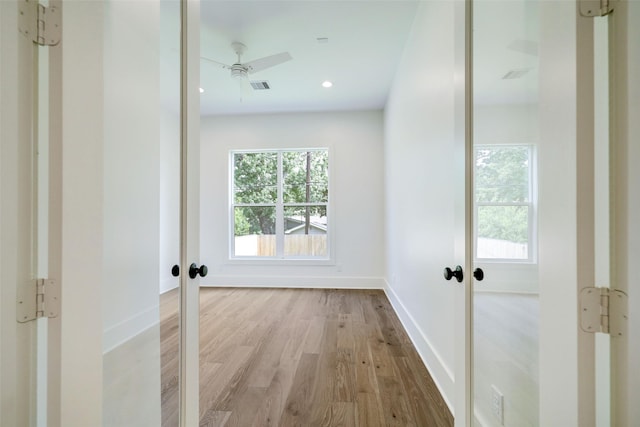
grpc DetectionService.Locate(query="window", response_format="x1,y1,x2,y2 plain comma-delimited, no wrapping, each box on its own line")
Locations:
231,149,329,260
474,145,536,262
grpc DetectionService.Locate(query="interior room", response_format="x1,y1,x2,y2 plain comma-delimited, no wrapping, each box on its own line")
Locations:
4,0,637,426
99,1,540,426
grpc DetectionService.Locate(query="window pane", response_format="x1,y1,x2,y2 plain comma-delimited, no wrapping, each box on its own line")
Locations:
283,205,327,257
476,205,529,259
475,146,529,203
234,206,275,256
233,152,277,204
282,150,329,203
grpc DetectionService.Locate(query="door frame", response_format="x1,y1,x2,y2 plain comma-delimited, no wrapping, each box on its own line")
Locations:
179,0,201,425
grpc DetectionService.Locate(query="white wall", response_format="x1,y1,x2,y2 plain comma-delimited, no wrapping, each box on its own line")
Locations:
159,108,180,294
102,1,163,425
200,110,385,288
158,0,180,295
102,0,161,354
383,0,457,410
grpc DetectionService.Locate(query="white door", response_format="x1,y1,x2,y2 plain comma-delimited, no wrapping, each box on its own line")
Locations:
1,0,202,425
97,0,202,425
470,1,637,426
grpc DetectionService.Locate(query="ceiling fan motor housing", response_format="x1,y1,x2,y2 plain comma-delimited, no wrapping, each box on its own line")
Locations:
230,64,248,79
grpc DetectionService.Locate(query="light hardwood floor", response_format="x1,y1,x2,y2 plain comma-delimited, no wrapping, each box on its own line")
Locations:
160,288,453,427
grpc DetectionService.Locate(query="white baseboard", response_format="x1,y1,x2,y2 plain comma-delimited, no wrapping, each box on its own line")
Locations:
200,275,385,289
160,276,178,294
383,281,455,414
103,305,159,354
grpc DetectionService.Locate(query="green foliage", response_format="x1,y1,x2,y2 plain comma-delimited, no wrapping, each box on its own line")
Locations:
477,205,529,244
235,206,275,235
233,208,251,236
475,146,529,203
233,152,277,204
233,150,329,235
282,151,329,203
475,146,531,244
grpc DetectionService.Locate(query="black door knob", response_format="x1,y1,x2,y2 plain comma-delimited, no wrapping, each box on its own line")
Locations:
444,265,464,283
188,263,208,279
473,268,484,281
171,265,180,277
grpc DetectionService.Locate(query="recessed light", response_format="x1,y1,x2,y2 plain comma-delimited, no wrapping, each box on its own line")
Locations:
199,87,204,93
322,81,333,88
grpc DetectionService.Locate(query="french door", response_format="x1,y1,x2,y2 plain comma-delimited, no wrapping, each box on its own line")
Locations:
467,1,638,426
0,0,201,425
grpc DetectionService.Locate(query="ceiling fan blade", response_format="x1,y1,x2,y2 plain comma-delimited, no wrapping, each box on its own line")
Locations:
244,52,292,74
201,55,231,69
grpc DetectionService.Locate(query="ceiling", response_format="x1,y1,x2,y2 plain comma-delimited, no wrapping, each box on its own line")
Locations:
198,1,420,116
159,1,539,116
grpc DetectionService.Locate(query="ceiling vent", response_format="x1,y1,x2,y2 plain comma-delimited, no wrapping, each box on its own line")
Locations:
502,68,532,80
250,80,271,90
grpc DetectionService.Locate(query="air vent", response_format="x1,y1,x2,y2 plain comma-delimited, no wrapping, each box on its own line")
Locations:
502,68,532,80
250,80,271,90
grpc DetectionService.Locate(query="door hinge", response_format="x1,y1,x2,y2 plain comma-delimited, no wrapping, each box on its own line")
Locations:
17,279,60,323
579,0,615,17
580,287,627,336
18,0,61,46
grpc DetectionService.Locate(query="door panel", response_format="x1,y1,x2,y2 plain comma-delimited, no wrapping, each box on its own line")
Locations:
472,2,540,425
101,0,201,425
472,0,595,425
3,1,201,425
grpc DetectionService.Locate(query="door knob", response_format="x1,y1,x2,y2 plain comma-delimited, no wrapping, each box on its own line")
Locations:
171,264,180,277
444,265,464,283
188,263,208,279
473,268,484,281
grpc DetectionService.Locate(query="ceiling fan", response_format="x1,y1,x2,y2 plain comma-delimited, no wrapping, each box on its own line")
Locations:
201,41,292,83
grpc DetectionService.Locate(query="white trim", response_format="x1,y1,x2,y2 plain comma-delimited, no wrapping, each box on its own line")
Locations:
160,278,179,294
102,305,159,354
383,281,455,415
201,275,384,289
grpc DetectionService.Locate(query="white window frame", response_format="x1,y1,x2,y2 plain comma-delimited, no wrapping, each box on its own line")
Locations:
474,144,537,263
229,148,332,263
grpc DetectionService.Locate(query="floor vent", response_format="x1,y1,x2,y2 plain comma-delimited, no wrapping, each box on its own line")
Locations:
250,80,271,90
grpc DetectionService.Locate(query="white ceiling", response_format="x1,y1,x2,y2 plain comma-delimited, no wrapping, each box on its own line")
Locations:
159,1,538,116
198,1,420,116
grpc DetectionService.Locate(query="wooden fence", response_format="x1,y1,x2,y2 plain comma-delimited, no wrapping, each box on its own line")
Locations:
235,234,327,257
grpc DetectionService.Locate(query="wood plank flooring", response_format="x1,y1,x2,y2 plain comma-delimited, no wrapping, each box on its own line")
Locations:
160,288,453,427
